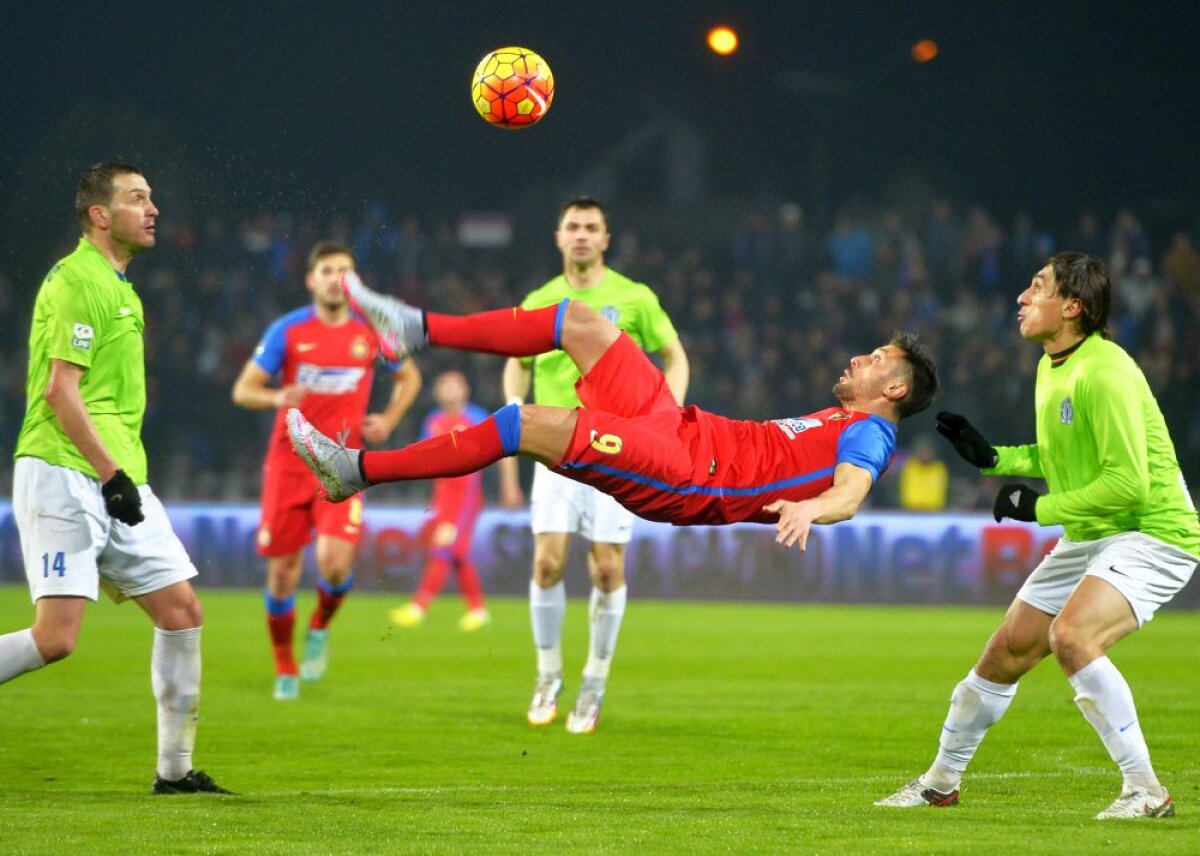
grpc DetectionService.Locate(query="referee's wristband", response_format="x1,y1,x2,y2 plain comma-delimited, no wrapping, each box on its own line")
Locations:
506,396,524,407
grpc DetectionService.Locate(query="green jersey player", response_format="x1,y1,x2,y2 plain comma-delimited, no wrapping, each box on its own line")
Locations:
0,163,230,795
499,196,689,733
877,252,1197,819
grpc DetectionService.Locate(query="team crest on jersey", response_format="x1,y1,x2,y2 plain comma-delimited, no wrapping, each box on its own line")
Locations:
1060,396,1074,425
350,335,370,360
827,412,851,421
771,417,822,439
71,322,94,350
601,305,620,324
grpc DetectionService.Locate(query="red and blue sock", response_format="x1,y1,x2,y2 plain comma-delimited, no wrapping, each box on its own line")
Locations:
265,592,297,676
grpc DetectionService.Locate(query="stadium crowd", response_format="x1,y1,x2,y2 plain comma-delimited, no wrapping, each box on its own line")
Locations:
2,197,1198,510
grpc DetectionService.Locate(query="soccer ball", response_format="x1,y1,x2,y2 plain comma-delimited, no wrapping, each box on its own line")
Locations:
471,47,554,129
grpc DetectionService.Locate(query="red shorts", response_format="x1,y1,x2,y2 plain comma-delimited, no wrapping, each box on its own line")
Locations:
256,468,365,557
558,333,699,523
421,498,482,561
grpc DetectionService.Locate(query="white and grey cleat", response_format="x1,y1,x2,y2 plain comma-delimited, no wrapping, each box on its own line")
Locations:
286,409,368,502
565,678,606,735
874,777,960,807
526,672,564,726
342,269,427,361
1095,787,1174,820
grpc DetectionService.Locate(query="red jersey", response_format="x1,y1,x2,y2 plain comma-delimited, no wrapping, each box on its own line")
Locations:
558,334,898,527
565,405,897,526
421,403,489,512
254,306,401,475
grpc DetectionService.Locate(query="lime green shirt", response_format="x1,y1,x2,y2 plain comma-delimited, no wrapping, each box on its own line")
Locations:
988,334,1200,554
15,238,149,484
519,268,679,408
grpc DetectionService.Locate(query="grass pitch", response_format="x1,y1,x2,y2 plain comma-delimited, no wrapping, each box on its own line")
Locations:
0,584,1197,854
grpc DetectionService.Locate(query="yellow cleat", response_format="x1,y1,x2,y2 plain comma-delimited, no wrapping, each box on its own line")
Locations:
390,602,426,628
458,608,492,632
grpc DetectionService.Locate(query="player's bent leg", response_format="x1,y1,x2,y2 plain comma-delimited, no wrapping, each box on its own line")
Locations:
528,532,569,726
262,554,302,698
1053,578,1169,813
568,543,627,735
878,600,1051,806
135,581,231,794
303,537,357,682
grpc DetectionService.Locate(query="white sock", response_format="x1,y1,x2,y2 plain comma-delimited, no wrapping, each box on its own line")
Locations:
529,580,565,675
0,628,47,684
583,585,627,682
926,669,1018,791
1069,655,1160,792
152,627,202,781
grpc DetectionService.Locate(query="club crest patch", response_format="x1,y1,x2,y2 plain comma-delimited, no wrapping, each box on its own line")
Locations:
1060,396,1074,425
601,305,620,324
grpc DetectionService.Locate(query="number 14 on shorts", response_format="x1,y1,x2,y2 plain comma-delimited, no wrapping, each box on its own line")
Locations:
42,551,66,577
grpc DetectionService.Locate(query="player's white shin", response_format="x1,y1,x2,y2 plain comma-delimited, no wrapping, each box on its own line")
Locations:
925,669,1018,792
530,580,565,675
152,627,202,781
0,628,47,684
583,585,627,681
1070,655,1162,792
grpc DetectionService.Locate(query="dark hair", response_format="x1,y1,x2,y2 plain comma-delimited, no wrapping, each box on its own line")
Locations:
889,331,939,419
558,195,608,229
1048,251,1111,338
75,161,142,231
306,240,356,272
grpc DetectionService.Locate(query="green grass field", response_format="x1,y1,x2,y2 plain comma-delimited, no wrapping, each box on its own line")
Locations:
1,584,1196,854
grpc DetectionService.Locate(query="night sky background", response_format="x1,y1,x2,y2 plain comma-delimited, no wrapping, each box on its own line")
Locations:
3,1,1199,271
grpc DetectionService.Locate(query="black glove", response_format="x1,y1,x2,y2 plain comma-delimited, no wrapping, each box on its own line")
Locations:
993,483,1040,523
102,469,144,525
935,411,998,469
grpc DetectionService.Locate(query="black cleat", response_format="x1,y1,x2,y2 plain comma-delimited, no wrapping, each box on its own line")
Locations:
152,769,235,795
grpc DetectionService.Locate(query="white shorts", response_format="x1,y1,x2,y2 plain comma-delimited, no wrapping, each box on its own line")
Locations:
13,457,198,604
529,464,634,544
1017,531,1197,626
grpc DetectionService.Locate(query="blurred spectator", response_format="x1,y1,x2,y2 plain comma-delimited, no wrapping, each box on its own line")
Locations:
898,435,950,512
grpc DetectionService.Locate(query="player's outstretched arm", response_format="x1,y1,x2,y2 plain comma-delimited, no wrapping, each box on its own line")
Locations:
763,463,873,551
658,338,690,405
231,360,306,411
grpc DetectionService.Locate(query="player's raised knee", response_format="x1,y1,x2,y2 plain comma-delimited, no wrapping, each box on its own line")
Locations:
561,300,618,349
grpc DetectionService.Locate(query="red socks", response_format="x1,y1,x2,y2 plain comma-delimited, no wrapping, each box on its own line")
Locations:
267,609,296,676
363,416,506,484
426,302,562,356
456,560,486,611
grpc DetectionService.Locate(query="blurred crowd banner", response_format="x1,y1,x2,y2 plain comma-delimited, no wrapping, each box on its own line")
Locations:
0,502,1196,609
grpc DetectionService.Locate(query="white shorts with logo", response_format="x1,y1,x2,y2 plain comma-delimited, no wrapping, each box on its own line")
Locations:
529,464,634,544
1017,531,1197,626
13,457,198,604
